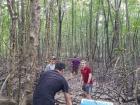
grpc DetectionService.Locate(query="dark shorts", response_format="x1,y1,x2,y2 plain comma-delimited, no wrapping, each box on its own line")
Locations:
82,84,92,94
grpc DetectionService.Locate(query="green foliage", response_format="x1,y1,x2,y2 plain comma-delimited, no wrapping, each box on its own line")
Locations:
0,5,10,55
114,47,126,55
132,16,140,29
0,0,140,57
128,0,140,5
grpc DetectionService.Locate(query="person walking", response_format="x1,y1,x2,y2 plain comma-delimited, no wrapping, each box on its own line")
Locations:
44,56,56,71
33,62,72,105
80,60,93,99
71,56,80,75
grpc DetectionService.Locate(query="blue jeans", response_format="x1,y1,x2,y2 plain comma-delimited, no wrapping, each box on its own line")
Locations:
82,84,92,94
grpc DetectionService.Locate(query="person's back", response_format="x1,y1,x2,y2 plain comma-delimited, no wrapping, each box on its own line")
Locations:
71,57,80,75
72,59,80,68
33,62,72,105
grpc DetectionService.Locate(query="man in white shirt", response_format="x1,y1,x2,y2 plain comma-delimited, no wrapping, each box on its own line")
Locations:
45,56,56,71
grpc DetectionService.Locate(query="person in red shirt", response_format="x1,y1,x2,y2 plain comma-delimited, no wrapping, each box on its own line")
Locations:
80,60,93,99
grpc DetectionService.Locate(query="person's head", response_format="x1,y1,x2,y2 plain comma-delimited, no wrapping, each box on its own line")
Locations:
74,55,77,58
50,56,56,64
55,62,65,74
80,60,87,67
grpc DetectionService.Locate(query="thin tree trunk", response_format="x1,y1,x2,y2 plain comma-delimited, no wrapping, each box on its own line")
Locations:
112,0,121,51
101,0,110,68
45,0,54,58
45,7,51,59
57,0,64,57
17,0,25,104
71,0,74,56
89,0,93,62
7,0,18,98
29,0,40,90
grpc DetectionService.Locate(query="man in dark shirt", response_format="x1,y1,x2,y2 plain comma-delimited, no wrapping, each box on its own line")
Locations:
33,62,72,105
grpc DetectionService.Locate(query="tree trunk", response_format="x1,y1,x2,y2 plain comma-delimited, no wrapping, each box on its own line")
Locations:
29,0,40,90
7,0,18,98
57,1,64,57
17,0,25,104
89,0,93,63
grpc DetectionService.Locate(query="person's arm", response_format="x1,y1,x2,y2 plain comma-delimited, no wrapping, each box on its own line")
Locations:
44,64,50,71
64,92,72,105
87,73,92,84
87,67,92,84
80,69,83,84
80,75,83,83
62,78,72,105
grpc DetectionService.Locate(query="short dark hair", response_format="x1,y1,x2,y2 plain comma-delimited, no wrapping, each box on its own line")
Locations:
55,62,65,70
51,56,56,60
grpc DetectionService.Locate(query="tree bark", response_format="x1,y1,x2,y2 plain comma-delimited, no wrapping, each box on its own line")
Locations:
29,0,40,90
7,0,18,98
